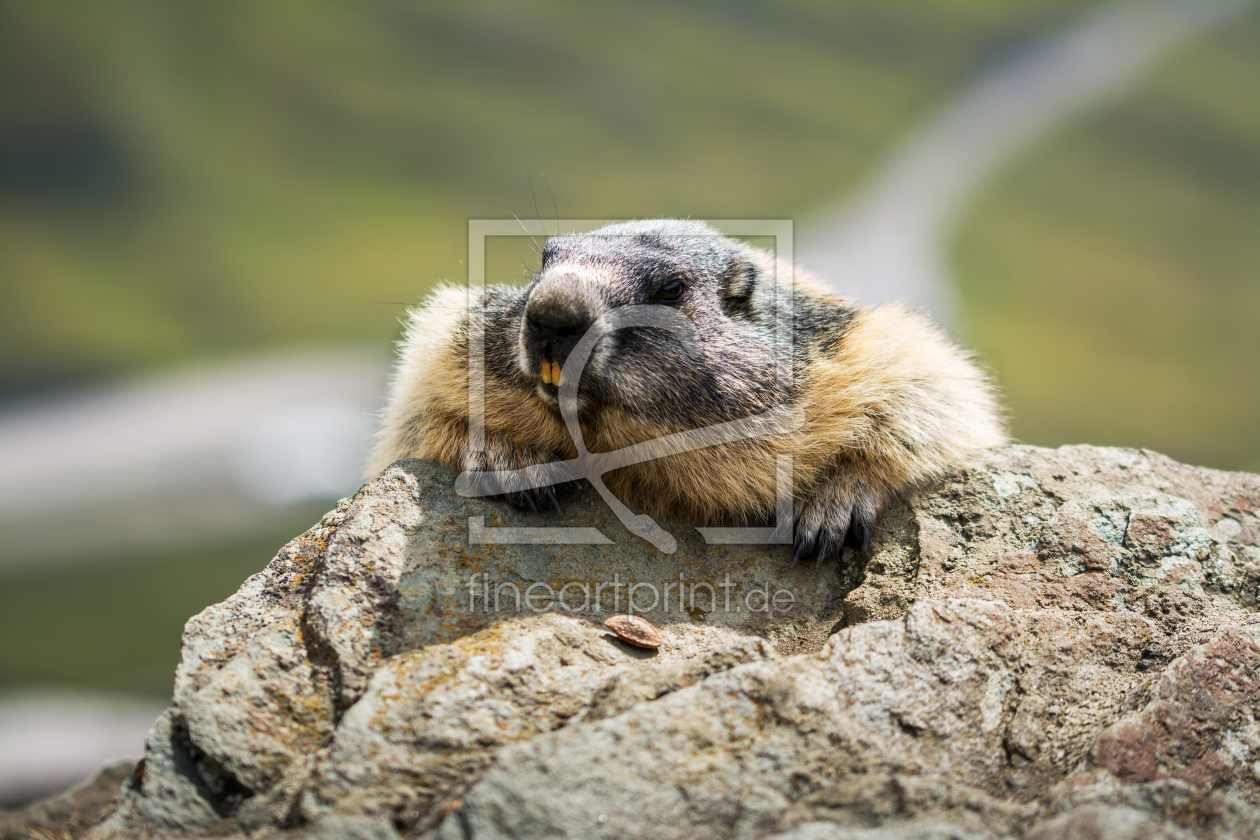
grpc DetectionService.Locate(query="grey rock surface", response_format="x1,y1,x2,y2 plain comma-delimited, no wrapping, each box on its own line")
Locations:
84,446,1259,839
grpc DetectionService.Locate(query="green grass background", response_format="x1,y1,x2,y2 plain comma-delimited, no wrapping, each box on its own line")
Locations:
1,1,1255,695
954,16,1259,473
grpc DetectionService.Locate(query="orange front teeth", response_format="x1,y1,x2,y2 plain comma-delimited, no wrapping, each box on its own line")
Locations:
540,361,564,386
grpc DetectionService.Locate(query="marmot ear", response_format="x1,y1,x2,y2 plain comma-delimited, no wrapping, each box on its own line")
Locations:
721,259,758,317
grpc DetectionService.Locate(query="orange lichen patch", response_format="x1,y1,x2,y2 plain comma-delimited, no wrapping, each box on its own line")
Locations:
410,660,467,702
367,624,515,731
448,622,509,659
264,518,337,594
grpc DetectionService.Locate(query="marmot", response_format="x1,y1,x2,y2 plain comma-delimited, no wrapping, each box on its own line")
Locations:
367,219,1005,563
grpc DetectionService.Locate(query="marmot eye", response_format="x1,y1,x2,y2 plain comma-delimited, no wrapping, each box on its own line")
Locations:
655,280,686,303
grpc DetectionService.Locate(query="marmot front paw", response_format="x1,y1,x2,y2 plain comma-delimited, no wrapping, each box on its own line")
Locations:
793,472,881,566
461,448,577,514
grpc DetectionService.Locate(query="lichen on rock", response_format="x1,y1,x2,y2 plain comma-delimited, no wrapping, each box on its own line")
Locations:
75,445,1257,840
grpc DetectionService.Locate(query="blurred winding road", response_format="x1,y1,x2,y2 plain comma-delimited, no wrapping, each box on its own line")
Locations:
799,0,1248,322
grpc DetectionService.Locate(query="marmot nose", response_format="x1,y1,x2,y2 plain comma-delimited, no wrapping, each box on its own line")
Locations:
525,307,592,366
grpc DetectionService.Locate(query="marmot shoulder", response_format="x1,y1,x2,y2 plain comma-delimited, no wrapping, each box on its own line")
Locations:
368,219,1005,562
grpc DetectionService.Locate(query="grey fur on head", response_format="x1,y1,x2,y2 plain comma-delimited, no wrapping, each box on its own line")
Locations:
505,219,841,429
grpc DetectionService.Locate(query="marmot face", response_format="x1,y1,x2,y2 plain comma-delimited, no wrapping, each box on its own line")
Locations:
517,220,784,428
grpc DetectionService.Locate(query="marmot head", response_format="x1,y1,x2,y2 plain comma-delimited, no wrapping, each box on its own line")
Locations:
515,219,782,426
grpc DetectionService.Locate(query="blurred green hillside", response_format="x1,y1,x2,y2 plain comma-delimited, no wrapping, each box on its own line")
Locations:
2,0,1096,392
954,14,1259,472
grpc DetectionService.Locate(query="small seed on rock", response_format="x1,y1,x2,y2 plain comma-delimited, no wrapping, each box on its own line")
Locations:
604,614,663,649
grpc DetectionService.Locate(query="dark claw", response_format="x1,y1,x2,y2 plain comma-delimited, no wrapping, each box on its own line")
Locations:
792,539,810,568
540,484,563,514
508,489,539,514
815,535,837,568
504,482,572,515
844,519,870,552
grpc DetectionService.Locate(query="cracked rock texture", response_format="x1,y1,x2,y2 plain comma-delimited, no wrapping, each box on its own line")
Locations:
78,446,1258,840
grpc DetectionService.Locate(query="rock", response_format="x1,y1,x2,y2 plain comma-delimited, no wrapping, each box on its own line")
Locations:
0,760,134,840
84,446,1258,839
430,604,1257,840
